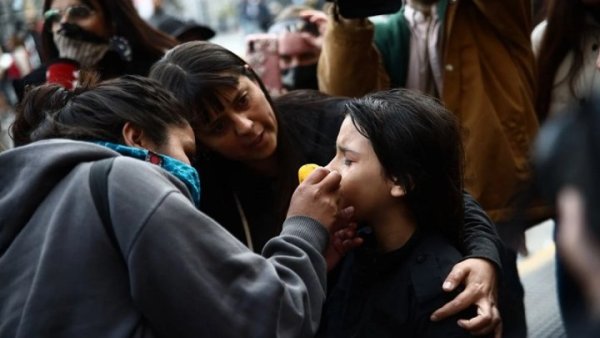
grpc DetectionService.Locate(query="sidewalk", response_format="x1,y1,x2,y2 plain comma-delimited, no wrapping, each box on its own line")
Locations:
519,220,566,337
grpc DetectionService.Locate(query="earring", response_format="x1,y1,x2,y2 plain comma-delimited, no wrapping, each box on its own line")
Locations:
108,36,132,62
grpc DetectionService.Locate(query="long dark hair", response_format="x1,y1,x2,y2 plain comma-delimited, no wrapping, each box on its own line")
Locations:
11,75,188,147
345,89,465,247
535,0,589,121
41,0,176,76
149,41,300,225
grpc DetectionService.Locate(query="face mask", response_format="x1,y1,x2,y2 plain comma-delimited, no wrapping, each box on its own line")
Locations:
53,23,109,68
94,141,202,207
281,63,319,91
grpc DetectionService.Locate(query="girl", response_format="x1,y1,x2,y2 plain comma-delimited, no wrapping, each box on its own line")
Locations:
319,88,474,337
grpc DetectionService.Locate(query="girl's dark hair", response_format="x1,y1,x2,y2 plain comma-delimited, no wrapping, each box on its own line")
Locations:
41,0,176,75
11,75,189,147
536,0,589,121
273,89,347,164
345,89,465,246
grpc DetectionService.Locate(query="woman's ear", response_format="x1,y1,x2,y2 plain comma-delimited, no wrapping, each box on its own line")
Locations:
122,121,151,149
389,177,406,197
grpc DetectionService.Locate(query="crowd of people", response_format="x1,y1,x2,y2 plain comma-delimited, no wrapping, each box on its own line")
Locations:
0,0,599,337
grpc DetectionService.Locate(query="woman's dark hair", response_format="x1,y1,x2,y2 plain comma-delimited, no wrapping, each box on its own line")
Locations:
11,75,189,147
345,89,465,246
150,41,299,224
536,0,590,121
149,41,276,127
41,0,176,75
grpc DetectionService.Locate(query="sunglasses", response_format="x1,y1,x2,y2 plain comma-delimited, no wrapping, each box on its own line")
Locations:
268,19,320,36
44,5,95,24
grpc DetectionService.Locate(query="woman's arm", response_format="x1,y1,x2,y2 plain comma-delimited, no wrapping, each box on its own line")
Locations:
431,192,503,336
317,11,390,97
117,162,346,337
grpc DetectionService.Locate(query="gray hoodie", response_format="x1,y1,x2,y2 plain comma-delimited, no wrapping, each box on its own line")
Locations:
0,139,329,337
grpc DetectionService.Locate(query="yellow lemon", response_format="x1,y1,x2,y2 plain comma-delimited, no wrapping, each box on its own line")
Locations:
298,163,320,183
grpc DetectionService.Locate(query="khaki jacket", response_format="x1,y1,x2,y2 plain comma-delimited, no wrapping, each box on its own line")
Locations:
319,0,548,225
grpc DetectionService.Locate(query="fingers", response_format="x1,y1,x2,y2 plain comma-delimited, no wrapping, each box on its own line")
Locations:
494,319,503,338
442,265,469,292
456,298,495,334
431,283,480,321
331,223,363,254
458,303,502,336
299,9,328,25
316,169,342,192
337,206,354,221
301,166,330,184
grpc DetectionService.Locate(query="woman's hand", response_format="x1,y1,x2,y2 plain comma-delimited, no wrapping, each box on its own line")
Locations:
324,223,363,271
431,258,502,337
288,167,353,233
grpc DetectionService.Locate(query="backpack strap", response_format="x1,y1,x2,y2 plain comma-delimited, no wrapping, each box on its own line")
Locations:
89,158,121,258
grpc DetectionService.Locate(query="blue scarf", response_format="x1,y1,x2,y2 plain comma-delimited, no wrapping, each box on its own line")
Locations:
94,141,201,207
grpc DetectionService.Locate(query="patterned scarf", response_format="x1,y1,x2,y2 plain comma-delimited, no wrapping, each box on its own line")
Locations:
94,141,201,207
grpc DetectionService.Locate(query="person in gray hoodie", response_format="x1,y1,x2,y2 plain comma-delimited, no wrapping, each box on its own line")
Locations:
0,75,352,337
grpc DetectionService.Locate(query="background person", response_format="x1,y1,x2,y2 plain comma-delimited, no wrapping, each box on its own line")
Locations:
532,0,600,121
533,96,600,337
532,1,600,334
266,5,327,91
12,0,176,101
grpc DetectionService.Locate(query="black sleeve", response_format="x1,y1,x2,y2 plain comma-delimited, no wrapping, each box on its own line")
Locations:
462,191,503,270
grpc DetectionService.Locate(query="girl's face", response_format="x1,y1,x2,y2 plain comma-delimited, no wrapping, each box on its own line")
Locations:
153,124,197,165
325,116,400,223
47,0,111,39
195,76,278,165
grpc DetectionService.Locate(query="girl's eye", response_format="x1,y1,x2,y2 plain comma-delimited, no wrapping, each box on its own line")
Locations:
343,158,353,166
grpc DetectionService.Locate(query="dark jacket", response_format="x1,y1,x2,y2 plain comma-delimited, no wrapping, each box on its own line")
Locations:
319,231,479,338
0,139,330,337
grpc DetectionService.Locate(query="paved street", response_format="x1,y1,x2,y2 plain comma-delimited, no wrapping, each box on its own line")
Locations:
519,220,566,337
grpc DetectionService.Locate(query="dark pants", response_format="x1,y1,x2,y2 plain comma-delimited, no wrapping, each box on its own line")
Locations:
497,246,528,338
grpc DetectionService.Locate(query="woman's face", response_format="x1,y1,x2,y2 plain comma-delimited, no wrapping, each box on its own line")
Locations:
150,124,197,165
47,0,111,39
325,116,399,223
195,76,278,165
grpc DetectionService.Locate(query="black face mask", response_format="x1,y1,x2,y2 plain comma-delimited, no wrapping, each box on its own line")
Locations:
57,22,107,43
281,63,319,91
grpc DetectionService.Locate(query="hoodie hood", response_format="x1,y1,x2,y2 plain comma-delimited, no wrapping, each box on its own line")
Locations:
0,139,118,255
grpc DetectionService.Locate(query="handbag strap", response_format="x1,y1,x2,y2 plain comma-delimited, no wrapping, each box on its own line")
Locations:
89,158,122,258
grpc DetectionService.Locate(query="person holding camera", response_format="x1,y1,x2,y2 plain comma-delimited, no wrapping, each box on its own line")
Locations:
267,5,328,92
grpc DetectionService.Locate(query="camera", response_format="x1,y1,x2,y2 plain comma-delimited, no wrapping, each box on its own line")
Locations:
326,0,403,19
